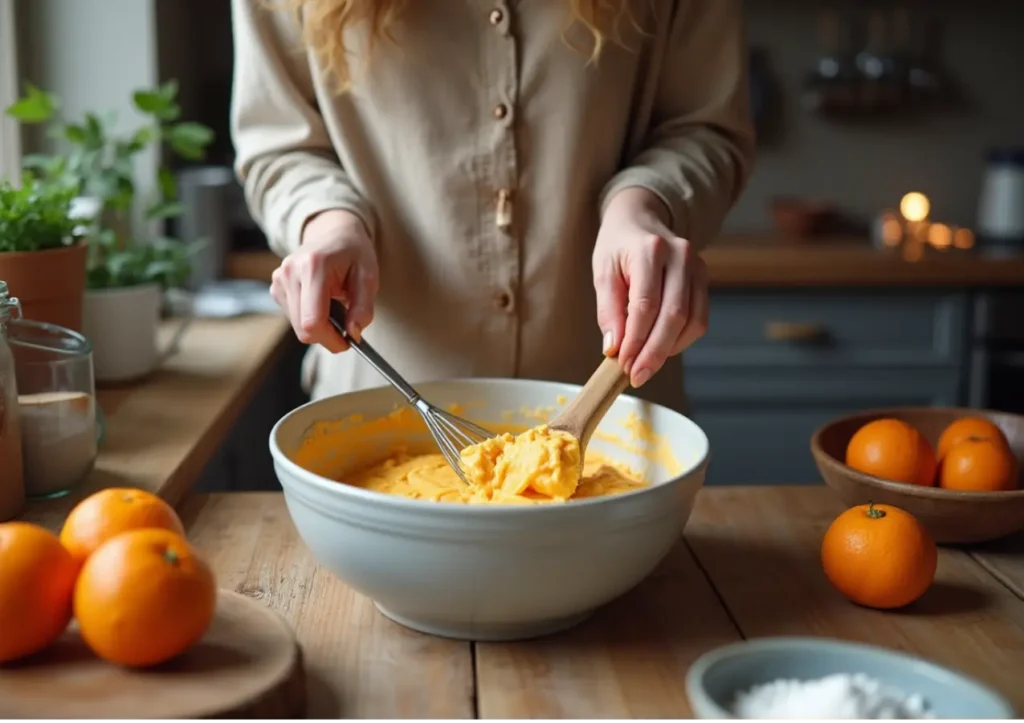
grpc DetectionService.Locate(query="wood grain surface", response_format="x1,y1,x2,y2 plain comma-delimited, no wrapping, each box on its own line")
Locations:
0,590,305,719
972,534,1024,600
20,313,290,533
182,488,1024,719
180,494,475,719
686,487,1024,713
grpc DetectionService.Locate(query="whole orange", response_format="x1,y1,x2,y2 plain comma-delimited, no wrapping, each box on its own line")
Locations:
74,528,217,667
0,522,78,663
936,416,1009,461
845,418,937,486
60,488,185,568
821,502,937,609
939,437,1019,491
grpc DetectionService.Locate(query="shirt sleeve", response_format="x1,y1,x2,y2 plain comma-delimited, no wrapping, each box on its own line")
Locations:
599,0,755,250
229,0,377,257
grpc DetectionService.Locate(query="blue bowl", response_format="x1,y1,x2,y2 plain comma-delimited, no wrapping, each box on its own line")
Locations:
685,637,1014,719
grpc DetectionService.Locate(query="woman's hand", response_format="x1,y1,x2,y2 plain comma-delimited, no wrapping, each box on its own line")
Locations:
593,187,709,388
270,209,379,353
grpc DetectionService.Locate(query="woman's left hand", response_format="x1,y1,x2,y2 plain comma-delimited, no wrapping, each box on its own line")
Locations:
593,187,709,388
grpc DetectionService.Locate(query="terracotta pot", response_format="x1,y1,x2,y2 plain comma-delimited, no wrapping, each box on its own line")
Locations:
0,243,87,332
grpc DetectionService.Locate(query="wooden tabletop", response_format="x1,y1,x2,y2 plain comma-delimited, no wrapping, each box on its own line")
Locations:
702,241,1024,288
226,239,1024,289
181,486,1024,719
20,313,292,533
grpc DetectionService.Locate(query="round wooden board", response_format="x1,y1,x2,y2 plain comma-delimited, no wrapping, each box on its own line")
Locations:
0,589,305,719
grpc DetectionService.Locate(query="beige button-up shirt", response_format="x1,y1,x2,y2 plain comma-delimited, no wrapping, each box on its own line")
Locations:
231,0,754,408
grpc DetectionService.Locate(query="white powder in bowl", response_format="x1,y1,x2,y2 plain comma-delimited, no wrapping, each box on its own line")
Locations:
731,673,934,719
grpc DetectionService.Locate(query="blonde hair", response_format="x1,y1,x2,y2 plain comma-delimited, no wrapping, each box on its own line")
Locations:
279,0,637,90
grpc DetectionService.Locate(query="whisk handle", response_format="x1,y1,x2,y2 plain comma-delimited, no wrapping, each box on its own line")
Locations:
327,299,422,405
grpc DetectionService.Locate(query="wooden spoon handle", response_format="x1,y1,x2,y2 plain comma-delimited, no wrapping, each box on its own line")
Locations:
551,356,630,449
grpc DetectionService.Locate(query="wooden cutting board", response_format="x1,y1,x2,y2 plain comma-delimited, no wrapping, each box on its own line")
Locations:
0,590,305,719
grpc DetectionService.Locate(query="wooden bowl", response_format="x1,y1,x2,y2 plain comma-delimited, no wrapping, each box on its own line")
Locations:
810,406,1024,545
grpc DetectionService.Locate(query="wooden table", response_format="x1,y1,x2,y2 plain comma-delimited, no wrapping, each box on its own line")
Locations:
181,486,1024,719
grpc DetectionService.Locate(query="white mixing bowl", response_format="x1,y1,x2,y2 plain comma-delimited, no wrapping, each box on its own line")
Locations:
269,378,710,641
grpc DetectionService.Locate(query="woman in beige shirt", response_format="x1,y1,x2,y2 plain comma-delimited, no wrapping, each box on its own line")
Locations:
231,0,754,409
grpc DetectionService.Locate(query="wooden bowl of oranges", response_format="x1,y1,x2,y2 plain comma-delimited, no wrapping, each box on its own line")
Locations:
811,407,1024,544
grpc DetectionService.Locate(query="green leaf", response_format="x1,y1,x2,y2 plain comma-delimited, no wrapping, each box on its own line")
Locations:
168,122,214,160
84,232,194,290
5,84,56,123
0,175,78,253
145,200,186,220
64,123,87,144
128,126,155,152
158,79,180,103
132,88,179,121
144,259,179,278
22,153,56,171
83,112,105,148
132,90,164,114
22,153,69,184
158,166,177,200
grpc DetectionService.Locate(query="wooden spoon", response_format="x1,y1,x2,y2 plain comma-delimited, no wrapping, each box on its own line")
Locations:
549,356,631,457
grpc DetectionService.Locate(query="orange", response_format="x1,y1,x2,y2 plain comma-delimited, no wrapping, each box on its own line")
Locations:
845,418,937,486
939,436,1019,491
74,528,217,667
0,522,78,662
60,487,185,568
936,416,1009,461
821,502,937,609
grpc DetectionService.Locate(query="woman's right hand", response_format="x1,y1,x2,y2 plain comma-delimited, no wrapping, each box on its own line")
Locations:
270,209,380,353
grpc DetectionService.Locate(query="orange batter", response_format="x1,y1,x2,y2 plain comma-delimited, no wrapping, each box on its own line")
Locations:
292,407,660,505
345,424,647,504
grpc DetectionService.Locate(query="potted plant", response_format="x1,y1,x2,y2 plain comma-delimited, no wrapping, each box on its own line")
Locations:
7,82,213,383
0,174,84,330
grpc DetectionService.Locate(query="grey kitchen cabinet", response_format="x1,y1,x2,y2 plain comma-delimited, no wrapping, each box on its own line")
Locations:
967,291,1024,412
685,291,969,369
685,290,972,487
686,367,963,486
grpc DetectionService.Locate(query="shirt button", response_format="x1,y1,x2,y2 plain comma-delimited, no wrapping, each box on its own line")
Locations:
493,291,513,312
493,104,508,120
489,8,503,25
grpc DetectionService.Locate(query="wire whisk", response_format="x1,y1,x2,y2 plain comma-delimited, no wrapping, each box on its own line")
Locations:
327,300,494,485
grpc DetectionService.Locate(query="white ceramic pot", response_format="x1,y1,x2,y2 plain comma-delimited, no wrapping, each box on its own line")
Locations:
82,284,193,384
270,378,710,642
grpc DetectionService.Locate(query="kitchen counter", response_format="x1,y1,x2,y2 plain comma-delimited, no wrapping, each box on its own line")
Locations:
20,312,292,533
226,238,1024,289
181,486,1024,718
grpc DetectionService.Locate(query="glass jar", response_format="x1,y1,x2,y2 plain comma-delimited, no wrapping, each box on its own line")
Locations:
7,315,98,500
0,281,25,520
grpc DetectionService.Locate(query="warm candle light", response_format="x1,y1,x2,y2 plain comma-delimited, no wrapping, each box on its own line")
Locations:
899,192,931,222
928,223,952,249
881,216,904,247
953,227,975,249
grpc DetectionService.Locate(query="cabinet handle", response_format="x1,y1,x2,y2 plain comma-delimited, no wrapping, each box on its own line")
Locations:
763,321,829,342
